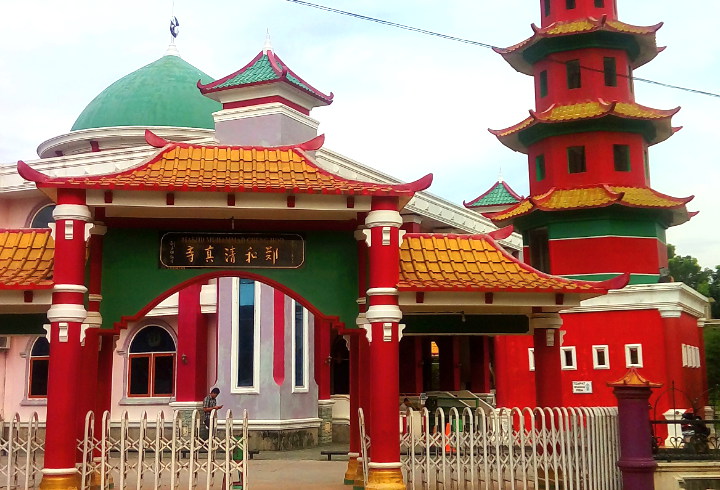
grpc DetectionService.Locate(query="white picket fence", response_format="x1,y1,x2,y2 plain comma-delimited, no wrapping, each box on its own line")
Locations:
0,409,249,490
400,406,621,490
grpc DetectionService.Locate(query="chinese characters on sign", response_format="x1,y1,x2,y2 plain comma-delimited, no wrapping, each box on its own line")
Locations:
160,233,304,269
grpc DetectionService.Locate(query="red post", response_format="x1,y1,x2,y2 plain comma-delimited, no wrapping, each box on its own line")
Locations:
363,196,405,489
94,334,116,441
531,313,563,407
175,283,208,403
315,318,332,400
351,222,369,486
41,189,91,489
470,337,492,393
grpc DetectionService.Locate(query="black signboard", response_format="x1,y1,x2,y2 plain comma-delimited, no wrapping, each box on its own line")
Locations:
159,233,304,269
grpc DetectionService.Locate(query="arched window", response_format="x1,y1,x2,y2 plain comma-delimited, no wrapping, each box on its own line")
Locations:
30,204,55,228
29,337,50,398
128,325,176,397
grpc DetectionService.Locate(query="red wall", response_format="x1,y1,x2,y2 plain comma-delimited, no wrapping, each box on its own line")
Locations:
548,236,664,276
538,0,618,28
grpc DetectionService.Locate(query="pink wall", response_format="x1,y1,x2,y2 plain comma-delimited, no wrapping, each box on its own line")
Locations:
0,195,52,228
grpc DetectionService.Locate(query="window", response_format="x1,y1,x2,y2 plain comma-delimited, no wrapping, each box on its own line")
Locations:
292,300,309,391
567,146,586,173
128,326,176,397
232,278,260,392
29,337,50,398
682,344,689,367
539,70,548,98
529,228,550,273
561,346,577,370
595,0,605,6
613,144,631,172
643,149,650,180
604,57,617,87
535,155,546,181
566,60,581,89
543,0,551,16
528,348,535,371
625,344,643,368
30,204,55,228
566,0,576,9
592,345,610,369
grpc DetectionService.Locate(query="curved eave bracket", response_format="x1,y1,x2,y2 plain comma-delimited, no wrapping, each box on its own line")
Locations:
145,129,170,148
17,160,49,184
592,272,631,291
487,225,514,240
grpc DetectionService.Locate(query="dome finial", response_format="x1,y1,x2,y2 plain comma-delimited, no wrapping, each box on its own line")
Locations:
263,29,273,54
498,167,504,183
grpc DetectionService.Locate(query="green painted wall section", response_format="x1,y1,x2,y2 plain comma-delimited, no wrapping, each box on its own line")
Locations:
403,315,528,335
519,117,656,149
0,314,47,335
523,31,641,66
563,273,659,285
518,208,669,242
100,228,359,329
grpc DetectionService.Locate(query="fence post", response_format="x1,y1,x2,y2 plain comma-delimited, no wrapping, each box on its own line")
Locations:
609,368,661,490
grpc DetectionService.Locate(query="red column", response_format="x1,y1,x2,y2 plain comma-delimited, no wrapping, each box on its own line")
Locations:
470,337,492,393
438,337,461,391
41,189,91,489
351,223,369,486
94,334,116,443
345,332,361,485
364,197,405,489
314,317,331,400
532,313,563,408
175,283,208,403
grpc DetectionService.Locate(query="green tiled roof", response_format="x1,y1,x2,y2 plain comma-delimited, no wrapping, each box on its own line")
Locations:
214,54,310,92
200,50,332,104
465,181,521,208
72,55,221,131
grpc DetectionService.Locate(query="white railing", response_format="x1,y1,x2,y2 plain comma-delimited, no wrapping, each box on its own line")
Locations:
0,409,249,490
400,406,621,490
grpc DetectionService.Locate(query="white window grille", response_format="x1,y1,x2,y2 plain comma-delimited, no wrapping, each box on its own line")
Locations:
561,346,577,370
625,344,643,368
592,345,609,369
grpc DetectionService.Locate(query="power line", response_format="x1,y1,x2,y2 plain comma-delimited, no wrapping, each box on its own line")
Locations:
285,0,720,99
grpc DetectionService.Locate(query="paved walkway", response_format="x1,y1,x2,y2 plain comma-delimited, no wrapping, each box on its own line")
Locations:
249,443,351,489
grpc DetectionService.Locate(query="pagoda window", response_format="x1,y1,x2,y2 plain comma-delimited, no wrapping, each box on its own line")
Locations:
566,0,576,9
643,149,650,181
604,57,617,87
543,0,551,17
567,146,586,173
233,278,260,392
28,337,50,398
539,70,548,98
535,154,546,181
561,346,577,370
529,228,550,273
592,345,610,369
594,0,605,7
128,325,176,397
566,60,581,89
292,300,309,392
613,144,631,172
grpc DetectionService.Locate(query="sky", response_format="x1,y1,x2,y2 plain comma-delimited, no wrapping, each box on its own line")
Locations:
1,0,718,268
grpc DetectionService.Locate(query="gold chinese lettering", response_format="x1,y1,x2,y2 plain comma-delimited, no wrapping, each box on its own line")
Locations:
185,245,195,263
245,247,258,264
224,247,237,264
265,246,279,264
204,245,215,263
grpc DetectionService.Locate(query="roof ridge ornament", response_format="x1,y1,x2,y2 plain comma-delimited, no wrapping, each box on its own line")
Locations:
263,29,273,54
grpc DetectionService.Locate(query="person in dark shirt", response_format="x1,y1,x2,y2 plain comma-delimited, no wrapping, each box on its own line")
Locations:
203,387,223,428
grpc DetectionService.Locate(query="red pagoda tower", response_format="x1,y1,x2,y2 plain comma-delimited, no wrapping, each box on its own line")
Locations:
487,0,694,283
482,0,709,415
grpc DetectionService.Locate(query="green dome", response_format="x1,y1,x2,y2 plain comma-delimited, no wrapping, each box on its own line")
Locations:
72,54,221,131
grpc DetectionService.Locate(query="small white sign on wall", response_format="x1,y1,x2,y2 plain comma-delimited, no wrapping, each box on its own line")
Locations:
572,381,593,394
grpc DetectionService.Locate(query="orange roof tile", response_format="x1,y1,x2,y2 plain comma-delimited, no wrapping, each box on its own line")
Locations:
0,229,54,290
399,233,626,293
494,18,663,75
18,132,432,204
489,100,680,153
488,185,694,226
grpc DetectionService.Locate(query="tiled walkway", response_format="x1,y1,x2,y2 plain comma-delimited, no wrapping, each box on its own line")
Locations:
248,443,350,489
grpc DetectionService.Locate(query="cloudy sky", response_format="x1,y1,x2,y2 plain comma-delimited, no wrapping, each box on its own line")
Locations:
1,1,718,267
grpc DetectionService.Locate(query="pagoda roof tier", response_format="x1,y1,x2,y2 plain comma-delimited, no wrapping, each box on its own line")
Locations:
495,17,664,75
18,131,432,207
464,180,522,209
398,232,628,293
0,229,54,290
198,49,333,106
486,185,695,227
489,100,680,153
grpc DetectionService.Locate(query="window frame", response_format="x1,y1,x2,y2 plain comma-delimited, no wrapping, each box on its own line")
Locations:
28,337,50,399
613,144,631,172
560,346,577,370
528,348,535,372
543,0,551,17
292,299,310,393
625,344,643,368
528,227,550,273
539,70,549,98
566,0,576,9
567,145,587,174
604,57,617,87
592,345,610,370
231,278,262,394
566,59,581,89
535,154,546,181
126,326,177,398
594,0,605,6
